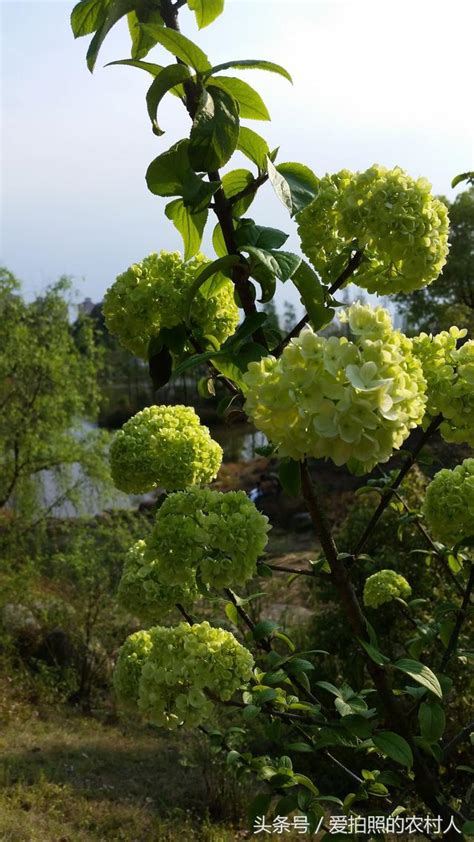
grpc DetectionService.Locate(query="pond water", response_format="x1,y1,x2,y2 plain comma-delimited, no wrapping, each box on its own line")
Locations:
39,420,267,518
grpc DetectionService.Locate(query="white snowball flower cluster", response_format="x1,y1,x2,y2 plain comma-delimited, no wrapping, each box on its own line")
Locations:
243,303,427,475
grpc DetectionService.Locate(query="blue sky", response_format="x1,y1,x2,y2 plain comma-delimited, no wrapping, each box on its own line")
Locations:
1,0,473,313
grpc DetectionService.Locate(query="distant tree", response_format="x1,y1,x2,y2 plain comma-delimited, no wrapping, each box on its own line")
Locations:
395,188,474,333
0,269,110,515
282,299,296,333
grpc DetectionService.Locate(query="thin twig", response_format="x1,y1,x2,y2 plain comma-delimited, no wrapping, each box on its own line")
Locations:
440,563,474,671
259,562,314,577
353,415,443,557
390,487,464,596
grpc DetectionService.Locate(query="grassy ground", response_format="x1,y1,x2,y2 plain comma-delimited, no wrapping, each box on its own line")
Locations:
0,698,254,841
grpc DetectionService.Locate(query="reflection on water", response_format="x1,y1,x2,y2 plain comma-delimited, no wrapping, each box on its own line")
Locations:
40,421,267,517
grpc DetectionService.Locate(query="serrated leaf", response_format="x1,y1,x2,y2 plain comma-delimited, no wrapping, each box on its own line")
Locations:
278,459,301,496
234,220,288,251
165,199,207,260
127,8,163,60
189,86,240,172
221,169,256,216
237,126,270,170
276,162,319,215
209,75,270,120
71,0,111,37
146,64,191,135
418,702,446,743
394,659,443,699
243,246,301,282
206,58,292,83
140,24,211,72
373,731,413,769
187,0,224,28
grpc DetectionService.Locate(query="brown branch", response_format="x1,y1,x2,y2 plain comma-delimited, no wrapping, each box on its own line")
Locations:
299,459,462,835
160,0,267,349
440,563,474,671
353,415,443,557
259,562,314,577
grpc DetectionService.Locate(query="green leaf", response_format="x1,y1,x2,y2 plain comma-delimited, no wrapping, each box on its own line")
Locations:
212,223,228,257
358,638,390,666
199,270,229,299
418,702,446,743
291,260,331,330
221,169,256,216
127,8,163,60
276,162,319,215
226,312,267,349
146,139,219,209
462,821,474,836
373,731,413,769
237,127,270,170
285,742,313,753
146,65,191,135
451,171,474,188
86,0,136,72
253,619,278,641
71,0,111,37
266,156,292,212
247,793,273,828
165,199,207,260
243,246,301,282
140,24,212,72
394,659,443,699
278,458,301,497
225,602,239,625
293,773,319,796
209,76,270,120
159,325,187,355
189,86,240,172
235,220,288,251
187,0,224,28
185,255,242,323
206,58,292,84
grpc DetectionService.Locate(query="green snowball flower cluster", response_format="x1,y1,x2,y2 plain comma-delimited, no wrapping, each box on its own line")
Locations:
422,459,474,546
363,570,412,609
117,540,199,622
103,251,239,359
114,622,254,729
297,165,449,295
412,328,474,446
145,488,270,589
243,303,426,475
113,629,153,710
110,405,223,493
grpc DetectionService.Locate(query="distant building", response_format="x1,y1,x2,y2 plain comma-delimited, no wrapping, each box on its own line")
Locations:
78,297,96,315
